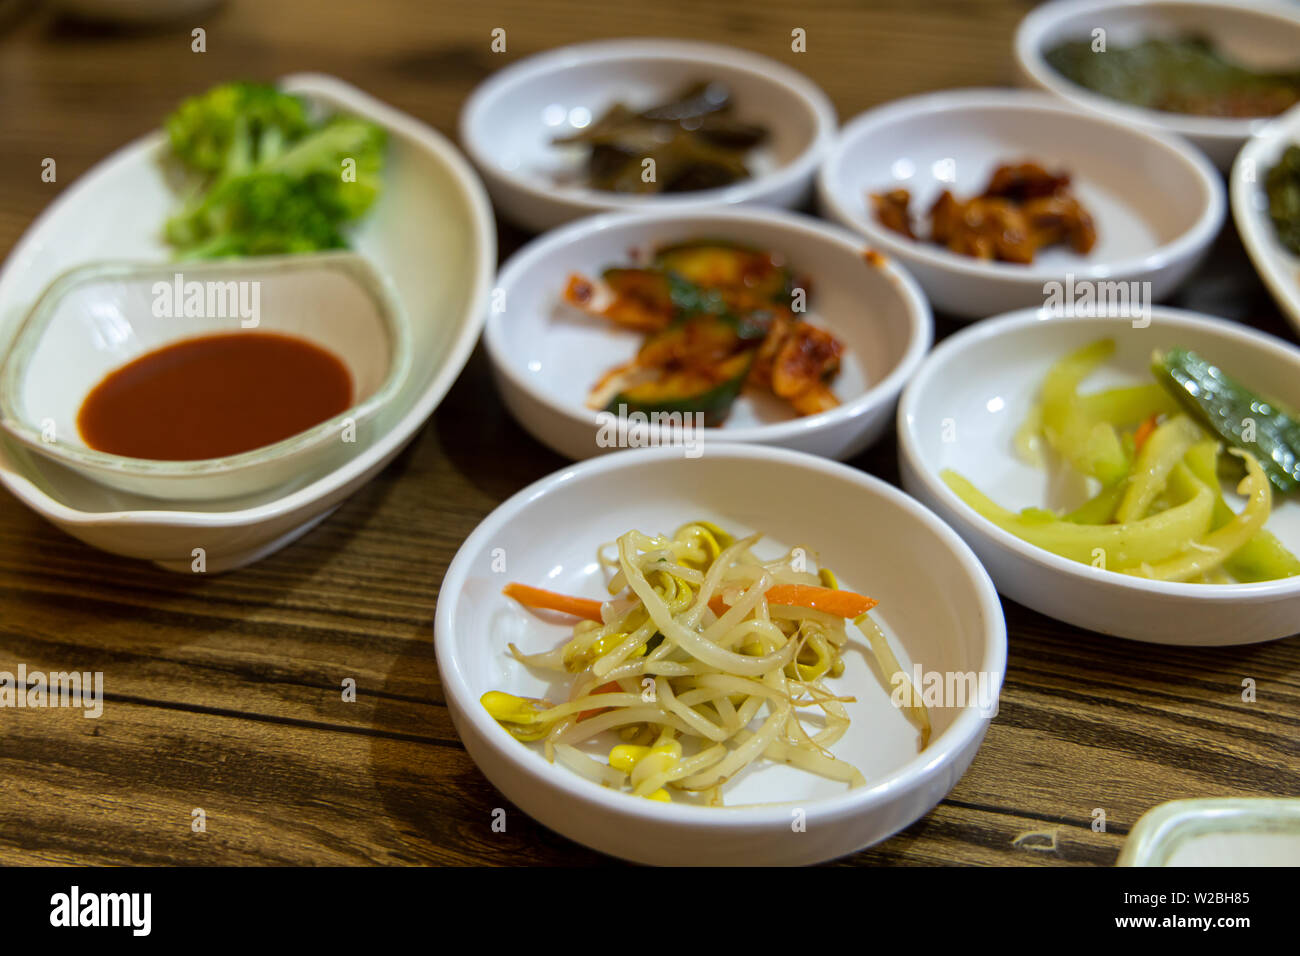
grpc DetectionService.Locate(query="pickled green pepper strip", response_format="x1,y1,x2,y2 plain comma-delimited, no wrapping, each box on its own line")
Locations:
1153,348,1300,494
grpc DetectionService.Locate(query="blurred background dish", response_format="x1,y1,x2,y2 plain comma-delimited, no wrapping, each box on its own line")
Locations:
1015,0,1300,170
817,89,1223,319
459,38,837,232
53,0,221,25
1232,103,1300,338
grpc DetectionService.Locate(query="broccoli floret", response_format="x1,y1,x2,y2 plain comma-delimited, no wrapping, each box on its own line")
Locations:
166,173,348,259
165,82,312,179
262,116,387,221
161,81,387,259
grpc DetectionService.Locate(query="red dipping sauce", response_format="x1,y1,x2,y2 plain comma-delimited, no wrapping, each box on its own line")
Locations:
77,332,353,461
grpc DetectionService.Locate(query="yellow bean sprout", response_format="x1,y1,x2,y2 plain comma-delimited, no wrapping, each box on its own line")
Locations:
481,521,929,806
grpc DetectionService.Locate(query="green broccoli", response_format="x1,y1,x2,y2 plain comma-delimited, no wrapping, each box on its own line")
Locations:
166,82,312,179
162,81,387,259
165,174,348,260
262,116,388,220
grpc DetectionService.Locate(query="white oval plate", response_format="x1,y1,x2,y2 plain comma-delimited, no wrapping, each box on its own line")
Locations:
434,443,1006,866
817,88,1223,320
1014,0,1300,170
486,206,932,461
459,38,837,233
0,74,495,572
898,307,1300,645
1232,104,1300,339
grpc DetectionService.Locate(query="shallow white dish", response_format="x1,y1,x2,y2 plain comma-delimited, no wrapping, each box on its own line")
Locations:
54,0,219,22
0,74,494,572
817,89,1223,319
434,443,1006,865
1014,0,1300,170
486,206,931,461
1232,105,1300,339
0,253,409,501
898,306,1300,645
1119,798,1300,866
459,38,837,233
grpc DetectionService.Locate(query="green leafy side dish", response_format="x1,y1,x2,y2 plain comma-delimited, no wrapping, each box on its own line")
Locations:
1266,144,1300,257
1045,35,1300,118
162,81,387,259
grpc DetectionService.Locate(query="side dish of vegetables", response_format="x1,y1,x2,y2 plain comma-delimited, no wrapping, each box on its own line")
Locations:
943,339,1300,584
162,81,388,259
563,241,845,424
1267,143,1300,257
481,521,928,805
1045,34,1300,119
554,81,768,194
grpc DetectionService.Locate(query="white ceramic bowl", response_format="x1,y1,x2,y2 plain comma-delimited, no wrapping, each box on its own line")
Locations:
0,74,494,572
817,89,1224,319
0,254,409,501
1015,0,1300,170
54,0,219,22
486,206,932,461
898,307,1300,645
459,39,837,233
434,443,1006,865
1232,104,1300,339
1119,798,1300,865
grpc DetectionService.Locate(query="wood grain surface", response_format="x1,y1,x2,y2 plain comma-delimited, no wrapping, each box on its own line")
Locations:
0,0,1296,866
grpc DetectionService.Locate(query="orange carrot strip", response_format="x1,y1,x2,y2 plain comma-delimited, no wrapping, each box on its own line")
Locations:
577,681,622,721
765,584,877,617
506,581,877,625
503,583,603,622
709,584,877,619
1133,414,1161,454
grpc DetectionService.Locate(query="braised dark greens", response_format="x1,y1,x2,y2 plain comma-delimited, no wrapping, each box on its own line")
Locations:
555,82,768,194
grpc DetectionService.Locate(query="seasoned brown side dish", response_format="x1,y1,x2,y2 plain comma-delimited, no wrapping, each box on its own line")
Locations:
555,81,769,194
562,241,844,423
871,161,1097,264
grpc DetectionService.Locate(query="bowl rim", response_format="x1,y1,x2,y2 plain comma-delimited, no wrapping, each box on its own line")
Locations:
1013,0,1300,145
458,37,838,216
897,304,1300,602
1117,797,1300,865
433,441,1007,826
485,204,934,445
0,251,411,481
0,71,496,526
1230,105,1300,339
816,87,1226,284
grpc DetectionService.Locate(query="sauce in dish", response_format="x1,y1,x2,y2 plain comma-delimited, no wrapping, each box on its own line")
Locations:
77,332,353,461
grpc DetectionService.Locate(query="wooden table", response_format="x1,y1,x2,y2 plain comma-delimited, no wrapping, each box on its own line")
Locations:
1,0,1296,867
